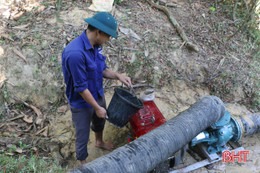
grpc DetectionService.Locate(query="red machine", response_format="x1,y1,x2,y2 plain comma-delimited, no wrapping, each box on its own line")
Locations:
128,99,167,142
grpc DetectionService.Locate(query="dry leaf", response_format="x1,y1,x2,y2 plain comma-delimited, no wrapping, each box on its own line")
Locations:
57,105,68,113
6,152,15,156
42,129,48,137
35,126,48,136
145,49,149,57
0,33,14,41
12,23,30,30
15,148,23,153
34,150,39,157
7,126,16,132
23,115,33,124
41,114,46,128
0,75,7,88
119,27,129,35
23,125,32,132
0,123,5,129
37,6,45,13
130,53,136,64
129,29,141,40
29,105,42,116
32,147,39,157
13,48,27,63
36,118,43,125
118,27,141,40
6,114,24,122
3,132,12,137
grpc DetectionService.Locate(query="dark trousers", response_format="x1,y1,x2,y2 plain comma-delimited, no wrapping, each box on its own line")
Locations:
71,96,106,161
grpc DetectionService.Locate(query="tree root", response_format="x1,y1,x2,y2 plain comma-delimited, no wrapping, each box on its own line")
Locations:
146,0,199,52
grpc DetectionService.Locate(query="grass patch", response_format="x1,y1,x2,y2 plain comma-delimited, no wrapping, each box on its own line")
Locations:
0,154,65,173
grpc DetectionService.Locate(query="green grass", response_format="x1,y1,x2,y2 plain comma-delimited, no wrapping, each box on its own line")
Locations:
0,154,65,173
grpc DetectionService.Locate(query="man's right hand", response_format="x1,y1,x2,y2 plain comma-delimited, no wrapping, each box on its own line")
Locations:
95,106,108,119
79,89,108,119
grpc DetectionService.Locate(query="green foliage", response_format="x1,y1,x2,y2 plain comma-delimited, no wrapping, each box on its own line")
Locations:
0,153,65,173
221,73,227,77
17,16,28,23
19,141,28,149
9,33,15,39
41,0,53,6
3,91,8,99
50,56,57,62
33,68,39,74
8,145,17,153
114,0,122,5
210,7,216,12
15,104,25,111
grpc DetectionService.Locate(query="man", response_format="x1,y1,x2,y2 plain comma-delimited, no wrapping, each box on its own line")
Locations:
61,12,132,165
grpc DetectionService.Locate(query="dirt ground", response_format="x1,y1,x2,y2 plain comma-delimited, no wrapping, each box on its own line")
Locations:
0,0,259,172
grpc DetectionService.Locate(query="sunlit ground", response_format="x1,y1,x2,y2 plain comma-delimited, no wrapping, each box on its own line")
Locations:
0,0,43,87
0,0,41,19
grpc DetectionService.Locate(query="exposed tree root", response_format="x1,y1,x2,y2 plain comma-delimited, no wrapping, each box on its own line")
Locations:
146,0,199,52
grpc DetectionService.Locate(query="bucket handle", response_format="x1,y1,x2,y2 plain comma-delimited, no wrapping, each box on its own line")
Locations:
130,86,137,97
121,84,138,97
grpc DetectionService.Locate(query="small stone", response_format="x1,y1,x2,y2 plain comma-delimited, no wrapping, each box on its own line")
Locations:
159,0,166,6
166,3,177,7
57,105,68,113
0,46,4,57
154,66,159,71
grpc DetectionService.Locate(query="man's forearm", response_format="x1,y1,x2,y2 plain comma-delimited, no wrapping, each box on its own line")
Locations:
79,89,107,119
103,68,119,79
79,89,101,110
103,68,132,86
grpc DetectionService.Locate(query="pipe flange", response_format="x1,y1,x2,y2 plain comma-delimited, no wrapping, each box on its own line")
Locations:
230,116,243,142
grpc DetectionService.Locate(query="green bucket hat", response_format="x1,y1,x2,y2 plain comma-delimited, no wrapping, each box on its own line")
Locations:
84,12,118,39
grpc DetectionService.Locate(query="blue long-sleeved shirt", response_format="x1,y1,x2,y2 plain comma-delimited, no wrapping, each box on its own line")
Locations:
62,30,108,108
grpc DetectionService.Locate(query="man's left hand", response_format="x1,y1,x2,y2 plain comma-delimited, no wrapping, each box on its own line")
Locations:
117,74,132,87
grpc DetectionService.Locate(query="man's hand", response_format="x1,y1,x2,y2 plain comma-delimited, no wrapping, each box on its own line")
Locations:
79,89,108,119
95,106,108,119
117,74,132,87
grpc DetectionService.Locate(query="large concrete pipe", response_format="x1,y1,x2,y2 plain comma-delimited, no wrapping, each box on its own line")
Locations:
70,96,225,173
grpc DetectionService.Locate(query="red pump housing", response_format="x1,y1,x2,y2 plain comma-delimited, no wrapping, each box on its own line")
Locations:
128,100,167,141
